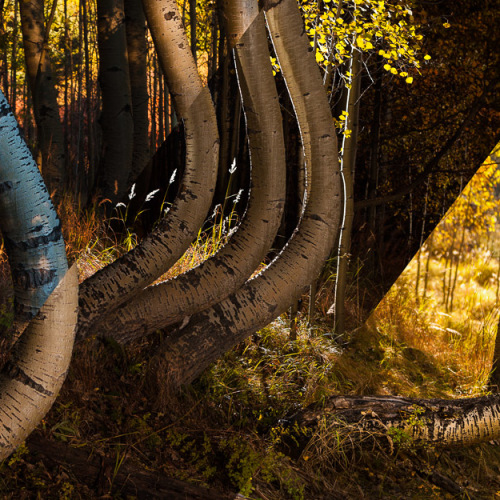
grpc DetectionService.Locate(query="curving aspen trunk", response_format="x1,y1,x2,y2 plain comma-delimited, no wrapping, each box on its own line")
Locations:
19,0,66,199
0,89,78,459
77,0,219,338
95,1,286,343
148,0,342,387
0,90,68,334
96,0,134,204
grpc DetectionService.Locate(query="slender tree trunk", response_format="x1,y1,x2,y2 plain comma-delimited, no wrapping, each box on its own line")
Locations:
151,55,157,151
96,0,134,204
443,227,457,310
489,316,500,390
0,0,6,100
422,232,433,301
449,205,470,313
124,0,150,184
10,0,18,114
415,183,429,303
158,71,164,143
332,45,361,335
77,0,219,337
63,0,69,174
97,2,286,341
19,0,66,199
82,0,95,199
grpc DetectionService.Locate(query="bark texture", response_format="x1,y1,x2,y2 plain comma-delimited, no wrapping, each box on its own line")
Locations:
0,89,67,332
96,0,134,204
296,395,500,447
0,89,78,459
97,4,286,342
331,46,361,333
0,266,77,460
19,0,66,198
152,0,341,387
77,0,219,337
124,0,150,184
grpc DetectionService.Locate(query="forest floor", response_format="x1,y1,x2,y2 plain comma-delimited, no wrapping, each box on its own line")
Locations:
1,192,500,499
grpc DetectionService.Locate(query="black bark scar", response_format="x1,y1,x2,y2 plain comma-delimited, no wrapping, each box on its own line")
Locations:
4,362,54,396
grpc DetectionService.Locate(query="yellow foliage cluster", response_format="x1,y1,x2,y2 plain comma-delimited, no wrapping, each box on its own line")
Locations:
299,0,431,83
433,153,500,256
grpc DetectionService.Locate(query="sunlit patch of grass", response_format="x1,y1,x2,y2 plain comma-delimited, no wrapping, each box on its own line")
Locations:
369,231,500,399
55,192,241,286
157,205,240,283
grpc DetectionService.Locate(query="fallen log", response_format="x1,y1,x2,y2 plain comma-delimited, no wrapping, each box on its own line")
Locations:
293,394,500,447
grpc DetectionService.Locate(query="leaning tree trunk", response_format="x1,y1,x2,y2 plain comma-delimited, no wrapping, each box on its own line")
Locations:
148,0,341,388
77,0,219,338
95,0,286,342
19,0,66,199
0,89,78,459
96,0,134,204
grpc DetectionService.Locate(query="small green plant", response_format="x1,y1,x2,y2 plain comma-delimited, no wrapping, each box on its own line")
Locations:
386,426,412,448
7,442,28,467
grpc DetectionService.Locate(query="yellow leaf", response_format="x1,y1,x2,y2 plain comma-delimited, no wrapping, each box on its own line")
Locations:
443,22,451,28
315,51,325,63
384,63,391,71
406,76,413,84
424,54,431,60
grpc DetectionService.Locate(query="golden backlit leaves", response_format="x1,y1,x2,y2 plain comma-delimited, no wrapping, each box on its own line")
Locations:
299,0,432,84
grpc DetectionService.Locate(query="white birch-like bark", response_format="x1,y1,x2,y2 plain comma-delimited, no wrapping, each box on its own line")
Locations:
0,89,68,333
77,0,219,337
297,395,500,447
151,0,341,387
331,46,361,334
96,3,286,342
0,266,78,459
0,89,78,459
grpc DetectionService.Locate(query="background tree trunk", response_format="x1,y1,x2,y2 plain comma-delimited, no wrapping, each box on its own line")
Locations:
124,0,150,185
19,0,66,199
96,0,134,204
